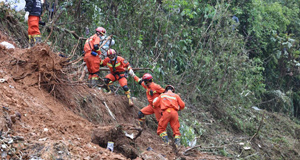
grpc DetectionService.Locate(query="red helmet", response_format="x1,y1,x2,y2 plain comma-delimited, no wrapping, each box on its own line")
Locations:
165,85,175,92
107,49,116,59
95,27,106,35
142,73,153,82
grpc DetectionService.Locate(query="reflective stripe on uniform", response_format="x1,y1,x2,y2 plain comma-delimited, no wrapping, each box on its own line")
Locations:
166,108,176,112
160,131,167,137
153,97,158,103
107,62,121,68
161,95,176,100
115,62,121,67
174,135,181,139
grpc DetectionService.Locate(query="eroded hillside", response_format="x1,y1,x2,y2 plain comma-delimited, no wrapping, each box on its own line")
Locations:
0,29,227,159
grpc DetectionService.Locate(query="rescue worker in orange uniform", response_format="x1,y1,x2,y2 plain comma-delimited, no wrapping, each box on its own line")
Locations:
83,27,110,87
100,49,134,106
25,0,42,46
129,72,165,127
153,85,185,148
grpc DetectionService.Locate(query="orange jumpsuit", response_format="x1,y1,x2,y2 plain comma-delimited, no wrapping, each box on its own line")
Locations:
28,16,41,38
134,76,165,121
100,56,131,87
154,90,185,137
25,0,42,41
83,34,102,79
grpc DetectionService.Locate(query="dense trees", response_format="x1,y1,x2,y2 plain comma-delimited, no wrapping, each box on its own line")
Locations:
41,0,300,134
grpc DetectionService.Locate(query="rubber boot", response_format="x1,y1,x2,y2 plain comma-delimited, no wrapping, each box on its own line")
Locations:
138,117,145,128
91,77,99,88
125,90,134,107
33,35,42,45
160,131,169,145
28,35,34,48
174,135,181,148
87,79,92,88
104,83,113,94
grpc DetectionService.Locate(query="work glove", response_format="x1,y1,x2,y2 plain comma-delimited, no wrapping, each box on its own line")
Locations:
24,12,29,22
149,90,154,96
128,69,135,77
91,51,97,56
138,79,143,85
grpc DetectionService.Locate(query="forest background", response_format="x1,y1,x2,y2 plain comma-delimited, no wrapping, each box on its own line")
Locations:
2,0,300,159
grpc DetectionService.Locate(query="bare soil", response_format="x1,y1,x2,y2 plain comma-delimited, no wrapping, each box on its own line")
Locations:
0,30,228,160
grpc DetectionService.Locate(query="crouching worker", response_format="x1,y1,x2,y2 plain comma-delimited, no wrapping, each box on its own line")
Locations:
100,49,134,106
153,85,185,148
128,72,165,127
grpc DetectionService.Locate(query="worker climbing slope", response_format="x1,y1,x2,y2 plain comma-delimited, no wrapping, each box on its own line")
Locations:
100,49,134,107
153,85,185,148
24,0,43,47
83,27,111,87
129,72,165,127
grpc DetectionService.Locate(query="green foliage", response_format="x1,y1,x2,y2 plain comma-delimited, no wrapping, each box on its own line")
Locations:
219,148,229,157
180,118,204,147
230,0,300,118
39,0,300,152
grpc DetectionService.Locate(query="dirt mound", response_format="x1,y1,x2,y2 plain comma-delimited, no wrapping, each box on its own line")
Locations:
10,45,64,86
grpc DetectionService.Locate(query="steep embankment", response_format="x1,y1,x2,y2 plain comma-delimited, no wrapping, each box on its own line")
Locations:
0,30,227,159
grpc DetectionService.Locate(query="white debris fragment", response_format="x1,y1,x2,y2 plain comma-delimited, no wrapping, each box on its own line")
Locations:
258,144,261,148
1,144,6,149
252,106,261,111
124,131,134,139
243,146,251,150
0,41,15,49
38,138,47,141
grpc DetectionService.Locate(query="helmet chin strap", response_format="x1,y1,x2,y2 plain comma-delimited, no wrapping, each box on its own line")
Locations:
110,56,117,61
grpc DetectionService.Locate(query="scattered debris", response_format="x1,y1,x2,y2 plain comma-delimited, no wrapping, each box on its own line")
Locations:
124,131,134,139
0,132,26,159
0,41,15,49
103,101,117,121
107,141,114,152
243,146,251,150
38,138,47,141
252,106,261,111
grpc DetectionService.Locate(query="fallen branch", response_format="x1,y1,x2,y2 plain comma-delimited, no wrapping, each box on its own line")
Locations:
67,38,81,60
183,145,202,156
250,112,265,142
64,57,83,66
199,146,225,150
133,129,143,140
243,152,259,159
103,101,117,122
64,28,86,40
45,9,64,43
